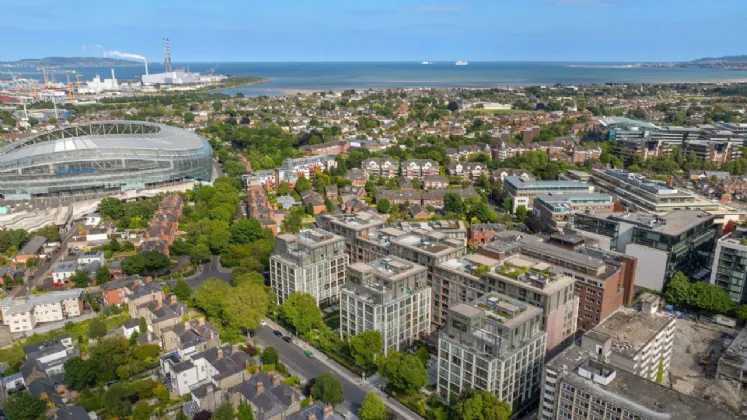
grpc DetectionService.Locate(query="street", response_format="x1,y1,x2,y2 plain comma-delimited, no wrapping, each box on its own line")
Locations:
183,255,232,288
18,220,83,296
255,324,418,420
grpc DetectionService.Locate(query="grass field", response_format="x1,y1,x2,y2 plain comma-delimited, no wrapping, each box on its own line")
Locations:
468,108,545,115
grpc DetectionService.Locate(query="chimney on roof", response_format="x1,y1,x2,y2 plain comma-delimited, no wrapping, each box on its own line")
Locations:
308,414,317,420
217,348,223,359
272,373,280,385
184,321,190,330
156,299,162,308
170,295,177,304
198,317,205,326
232,344,239,354
324,404,334,418
145,276,152,283
256,380,264,394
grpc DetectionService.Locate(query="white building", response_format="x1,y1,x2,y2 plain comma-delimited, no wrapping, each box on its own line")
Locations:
437,293,546,412
77,250,105,265
279,155,337,180
0,289,84,332
52,261,78,285
340,257,430,354
270,229,348,306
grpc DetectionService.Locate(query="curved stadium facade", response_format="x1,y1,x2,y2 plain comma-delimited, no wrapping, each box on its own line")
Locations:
0,121,213,199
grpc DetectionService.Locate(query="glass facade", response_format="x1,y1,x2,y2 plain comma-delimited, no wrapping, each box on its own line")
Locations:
0,122,213,198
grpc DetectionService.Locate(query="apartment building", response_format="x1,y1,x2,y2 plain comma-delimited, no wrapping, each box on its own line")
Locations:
437,293,546,412
270,229,348,306
532,193,614,231
362,158,399,179
503,176,593,212
491,168,534,184
401,159,439,180
279,155,337,180
316,211,387,262
446,161,490,184
0,289,83,332
591,169,718,214
624,210,716,291
300,140,350,156
390,220,468,244
340,257,430,353
710,227,747,303
540,345,730,420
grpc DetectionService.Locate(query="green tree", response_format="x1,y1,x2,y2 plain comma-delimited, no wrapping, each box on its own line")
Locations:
230,218,263,244
194,279,231,319
467,201,497,223
132,402,152,420
70,269,91,288
261,346,279,365
358,391,387,420
4,391,46,420
376,198,391,214
129,330,140,346
515,205,527,220
502,197,512,213
378,351,427,395
139,316,148,333
212,402,235,420
173,279,192,302
95,265,110,285
98,197,125,219
415,347,431,368
282,292,323,334
122,251,170,276
456,389,511,420
443,193,465,214
189,243,212,264
277,181,290,195
183,112,196,123
735,305,747,321
63,357,97,390
237,400,255,420
88,318,107,339
656,359,664,384
170,237,191,256
665,271,691,307
350,330,382,371
223,282,269,331
312,372,344,405
689,281,734,313
295,176,312,194
108,237,121,252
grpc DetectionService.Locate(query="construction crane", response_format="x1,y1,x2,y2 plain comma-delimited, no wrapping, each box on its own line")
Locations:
64,70,76,99
75,74,84,96
37,67,50,88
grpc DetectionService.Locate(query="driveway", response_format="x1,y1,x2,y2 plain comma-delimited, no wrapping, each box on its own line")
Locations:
256,321,420,420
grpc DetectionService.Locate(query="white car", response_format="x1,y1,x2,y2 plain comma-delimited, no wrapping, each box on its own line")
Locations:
260,320,267,326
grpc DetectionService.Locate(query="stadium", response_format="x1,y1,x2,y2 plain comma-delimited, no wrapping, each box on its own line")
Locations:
0,121,213,199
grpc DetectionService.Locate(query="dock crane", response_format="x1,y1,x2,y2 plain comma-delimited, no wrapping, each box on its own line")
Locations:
75,74,84,96
37,67,50,88
64,70,76,99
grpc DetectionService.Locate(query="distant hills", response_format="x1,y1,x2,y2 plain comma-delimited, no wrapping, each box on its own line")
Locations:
690,55,747,63
0,57,140,67
640,55,747,71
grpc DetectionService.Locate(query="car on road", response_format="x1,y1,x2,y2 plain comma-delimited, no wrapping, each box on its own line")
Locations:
248,329,256,337
304,349,314,358
273,330,283,337
260,320,267,326
282,336,293,343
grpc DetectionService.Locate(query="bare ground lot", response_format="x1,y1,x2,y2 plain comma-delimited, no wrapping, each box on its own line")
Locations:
668,318,747,414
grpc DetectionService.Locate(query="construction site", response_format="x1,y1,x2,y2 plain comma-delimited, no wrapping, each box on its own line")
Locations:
666,316,747,415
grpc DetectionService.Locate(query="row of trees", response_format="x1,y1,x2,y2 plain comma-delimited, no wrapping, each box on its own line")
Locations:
665,271,746,317
193,277,269,340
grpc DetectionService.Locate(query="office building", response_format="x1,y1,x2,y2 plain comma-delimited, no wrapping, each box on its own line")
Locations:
503,176,593,212
590,169,719,214
340,257,430,353
540,345,731,420
710,227,747,303
624,210,716,291
532,193,614,231
438,293,546,412
270,229,348,306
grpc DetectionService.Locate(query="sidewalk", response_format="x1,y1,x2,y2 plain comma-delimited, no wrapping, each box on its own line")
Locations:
264,318,421,420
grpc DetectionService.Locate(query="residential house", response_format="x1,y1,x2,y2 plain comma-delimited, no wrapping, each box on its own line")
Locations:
423,175,449,189
15,236,47,263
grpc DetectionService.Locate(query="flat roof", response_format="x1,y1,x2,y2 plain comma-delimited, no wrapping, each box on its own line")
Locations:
504,176,591,191
591,307,675,357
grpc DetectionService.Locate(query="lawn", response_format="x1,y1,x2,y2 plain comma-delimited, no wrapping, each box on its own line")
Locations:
468,108,544,115
112,250,137,258
323,312,340,330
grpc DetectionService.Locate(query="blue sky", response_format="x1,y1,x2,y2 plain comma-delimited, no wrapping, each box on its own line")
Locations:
2,0,745,62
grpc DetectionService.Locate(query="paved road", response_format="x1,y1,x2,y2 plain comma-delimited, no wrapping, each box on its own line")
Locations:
179,255,232,289
255,323,419,420
19,220,84,296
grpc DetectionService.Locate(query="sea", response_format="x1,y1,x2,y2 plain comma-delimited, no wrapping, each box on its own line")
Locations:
7,62,747,97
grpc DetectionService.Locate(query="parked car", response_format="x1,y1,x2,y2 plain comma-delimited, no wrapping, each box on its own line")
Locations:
282,336,293,343
273,330,283,337
304,349,314,358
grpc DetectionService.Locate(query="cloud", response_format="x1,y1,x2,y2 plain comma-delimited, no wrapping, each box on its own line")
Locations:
104,50,145,60
353,5,465,15
95,44,104,49
548,0,617,6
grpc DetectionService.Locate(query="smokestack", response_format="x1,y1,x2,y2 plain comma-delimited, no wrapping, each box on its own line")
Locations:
111,69,116,81
144,58,149,75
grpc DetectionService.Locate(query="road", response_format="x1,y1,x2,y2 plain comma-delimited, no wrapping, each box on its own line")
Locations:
175,255,232,289
18,220,84,296
255,323,419,420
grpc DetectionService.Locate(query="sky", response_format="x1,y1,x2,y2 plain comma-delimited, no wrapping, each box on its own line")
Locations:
1,0,746,62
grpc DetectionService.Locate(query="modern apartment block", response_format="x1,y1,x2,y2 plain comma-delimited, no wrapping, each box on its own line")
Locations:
532,193,614,231
572,212,655,252
503,176,593,212
438,293,546,412
624,210,716,291
482,257,578,353
591,169,719,213
270,229,348,306
389,220,468,244
710,227,747,303
540,345,731,420
362,158,399,179
340,257,430,353
316,211,387,262
0,290,84,332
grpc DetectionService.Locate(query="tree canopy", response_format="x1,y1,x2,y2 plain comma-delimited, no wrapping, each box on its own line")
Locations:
311,372,344,405
282,292,324,334
455,389,511,420
378,351,427,395
350,330,382,372
358,391,387,420
4,391,46,420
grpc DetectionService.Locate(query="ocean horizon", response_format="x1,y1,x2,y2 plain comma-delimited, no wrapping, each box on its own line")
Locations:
8,61,747,97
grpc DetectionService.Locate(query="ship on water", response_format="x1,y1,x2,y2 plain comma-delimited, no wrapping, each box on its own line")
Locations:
421,61,435,65
455,61,468,66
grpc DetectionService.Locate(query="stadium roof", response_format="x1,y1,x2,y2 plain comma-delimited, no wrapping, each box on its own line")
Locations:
0,121,205,163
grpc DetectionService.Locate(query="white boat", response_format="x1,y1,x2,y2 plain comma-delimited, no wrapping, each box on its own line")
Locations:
455,61,468,66
421,61,435,65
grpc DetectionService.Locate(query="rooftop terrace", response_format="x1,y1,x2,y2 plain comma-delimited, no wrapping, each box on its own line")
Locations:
591,307,675,357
